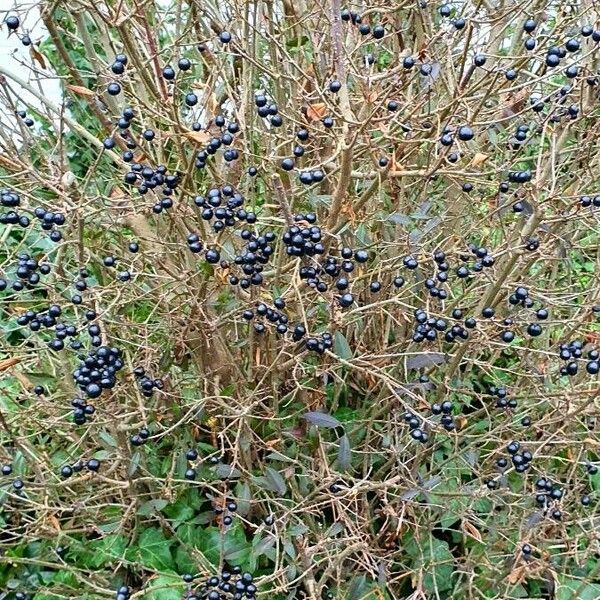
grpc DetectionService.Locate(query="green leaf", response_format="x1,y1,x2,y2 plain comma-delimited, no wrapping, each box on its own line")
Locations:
557,577,600,600
137,499,169,516
87,534,127,567
175,545,196,574
163,489,198,527
145,574,186,600
421,538,455,594
337,434,351,471
133,528,175,572
334,332,353,359
264,466,288,496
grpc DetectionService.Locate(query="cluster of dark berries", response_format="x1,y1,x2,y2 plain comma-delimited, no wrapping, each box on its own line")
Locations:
439,124,475,147
558,341,599,376
455,244,494,278
340,8,385,40
229,229,276,288
70,397,96,425
2,253,51,292
215,499,238,527
418,250,449,299
16,109,34,127
16,304,79,351
115,585,131,600
60,458,100,477
105,105,136,151
194,185,254,232
294,132,324,185
281,128,325,185
242,299,288,334
72,345,124,399
534,477,565,519
283,213,324,257
194,118,241,169
133,367,163,397
189,565,258,600
255,92,282,128
431,400,456,431
300,248,363,296
33,206,66,241
579,195,600,208
412,308,448,343
444,308,471,343
508,169,532,185
488,386,517,410
504,440,532,473
403,411,429,443
110,53,128,76
508,286,534,308
124,163,181,210
130,427,150,447
70,270,94,305
304,331,333,354
0,188,30,227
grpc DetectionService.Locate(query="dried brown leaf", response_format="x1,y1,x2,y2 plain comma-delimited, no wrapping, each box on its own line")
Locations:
471,153,489,167
183,130,211,144
65,84,95,98
306,102,326,121
30,46,47,70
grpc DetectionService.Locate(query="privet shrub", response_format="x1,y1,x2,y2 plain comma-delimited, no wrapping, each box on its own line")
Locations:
0,1,599,598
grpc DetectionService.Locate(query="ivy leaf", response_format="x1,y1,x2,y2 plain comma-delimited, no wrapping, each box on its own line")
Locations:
87,534,127,567
134,528,175,572
421,538,455,593
556,577,600,600
145,574,186,600
137,499,169,516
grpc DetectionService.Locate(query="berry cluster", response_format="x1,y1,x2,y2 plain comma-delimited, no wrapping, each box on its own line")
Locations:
558,341,599,375
304,331,333,354
403,410,429,443
283,213,324,257
229,229,276,288
33,206,66,241
72,345,124,400
130,427,150,447
115,585,131,600
194,118,241,169
505,441,533,473
0,188,30,227
534,477,565,519
488,386,517,410
133,367,163,397
214,499,238,527
189,565,258,600
412,308,448,343
70,397,96,425
3,253,51,291
16,109,34,127
242,299,288,335
430,400,456,431
255,92,283,129
194,185,254,232
60,458,101,477
16,304,77,350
